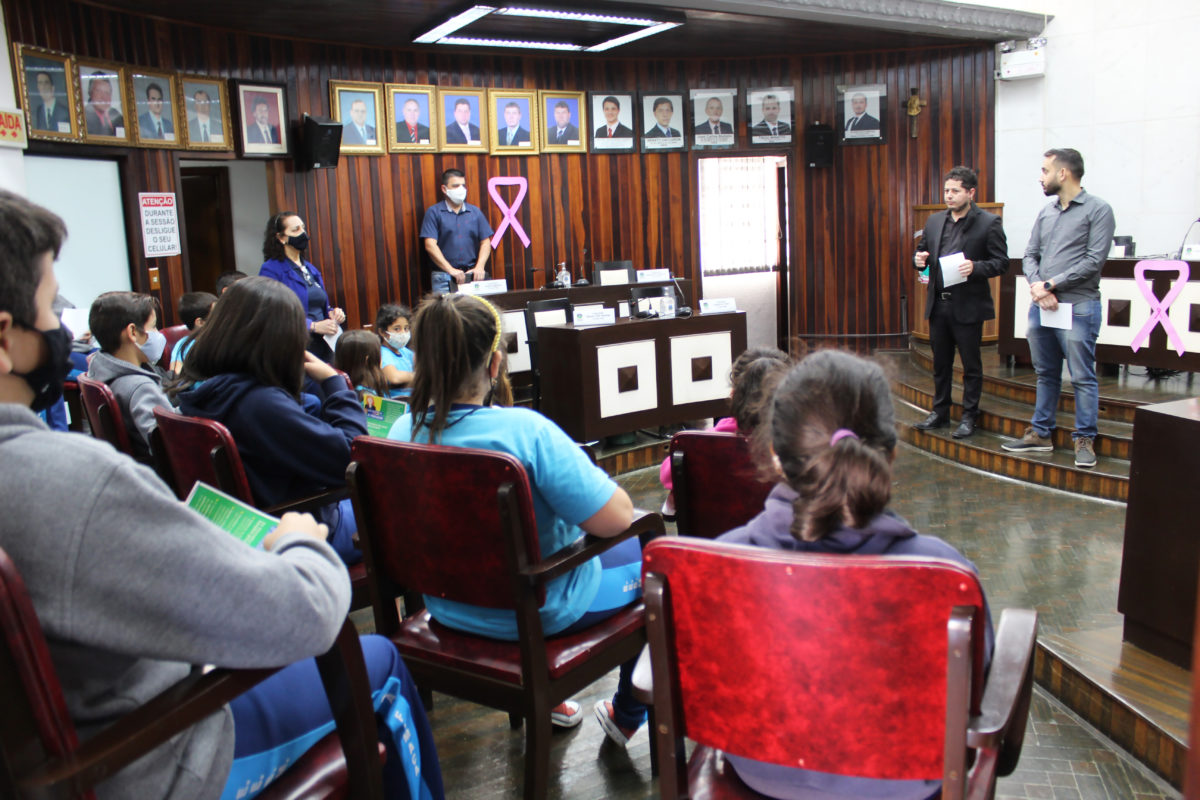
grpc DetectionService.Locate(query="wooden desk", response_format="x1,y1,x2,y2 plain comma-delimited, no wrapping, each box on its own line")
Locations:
484,279,693,313
537,312,748,442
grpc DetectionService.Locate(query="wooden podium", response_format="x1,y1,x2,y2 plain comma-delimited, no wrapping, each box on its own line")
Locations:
910,203,1004,343
537,312,748,442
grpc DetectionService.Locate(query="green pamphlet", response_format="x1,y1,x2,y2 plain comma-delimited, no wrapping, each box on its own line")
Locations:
363,394,408,438
185,481,279,548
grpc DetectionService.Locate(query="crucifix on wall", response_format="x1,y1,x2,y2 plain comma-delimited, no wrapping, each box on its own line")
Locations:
907,88,927,138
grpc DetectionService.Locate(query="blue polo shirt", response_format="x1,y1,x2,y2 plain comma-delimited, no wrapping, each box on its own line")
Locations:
419,200,493,271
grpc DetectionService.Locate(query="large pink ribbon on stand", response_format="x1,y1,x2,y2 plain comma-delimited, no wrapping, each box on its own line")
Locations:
487,176,531,249
1129,260,1189,356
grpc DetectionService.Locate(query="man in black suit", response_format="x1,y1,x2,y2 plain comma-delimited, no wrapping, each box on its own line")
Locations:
545,100,579,145
83,72,124,136
31,71,69,132
593,96,633,139
845,93,880,134
245,97,279,144
395,98,429,144
644,97,681,138
444,98,480,144
913,166,1008,439
496,101,530,146
694,96,733,136
341,99,376,145
750,95,791,137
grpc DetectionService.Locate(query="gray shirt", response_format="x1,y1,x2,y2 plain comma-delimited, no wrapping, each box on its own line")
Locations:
1022,188,1116,303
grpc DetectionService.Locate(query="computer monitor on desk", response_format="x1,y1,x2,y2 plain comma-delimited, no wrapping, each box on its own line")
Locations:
630,285,674,318
593,260,636,286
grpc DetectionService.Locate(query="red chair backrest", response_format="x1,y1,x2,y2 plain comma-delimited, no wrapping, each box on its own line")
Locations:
642,538,987,781
152,407,256,503
349,437,544,609
669,430,773,538
159,324,190,371
76,374,134,456
0,546,87,798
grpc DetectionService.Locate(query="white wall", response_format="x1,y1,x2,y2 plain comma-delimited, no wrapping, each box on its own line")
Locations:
973,0,1200,258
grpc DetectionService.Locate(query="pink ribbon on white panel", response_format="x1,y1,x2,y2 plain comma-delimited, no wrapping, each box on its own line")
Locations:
1129,260,1189,356
487,176,531,249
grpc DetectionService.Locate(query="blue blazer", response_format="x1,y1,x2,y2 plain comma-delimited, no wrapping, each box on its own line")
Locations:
260,257,331,328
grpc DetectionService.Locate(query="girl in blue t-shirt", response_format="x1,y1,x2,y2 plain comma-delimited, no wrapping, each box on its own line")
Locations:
388,293,648,741
334,329,390,400
374,304,415,398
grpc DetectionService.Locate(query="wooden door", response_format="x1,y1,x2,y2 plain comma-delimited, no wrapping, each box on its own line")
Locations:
180,167,236,297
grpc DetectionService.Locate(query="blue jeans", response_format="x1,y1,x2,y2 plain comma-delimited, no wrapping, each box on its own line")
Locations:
1026,298,1101,439
431,271,451,294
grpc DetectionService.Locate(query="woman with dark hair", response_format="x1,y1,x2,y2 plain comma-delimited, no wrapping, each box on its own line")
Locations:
373,303,414,397
260,211,345,361
715,349,994,800
334,329,389,400
389,293,646,737
170,277,366,565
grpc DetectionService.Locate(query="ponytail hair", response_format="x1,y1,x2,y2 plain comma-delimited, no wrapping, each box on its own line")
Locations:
764,350,897,541
409,293,503,441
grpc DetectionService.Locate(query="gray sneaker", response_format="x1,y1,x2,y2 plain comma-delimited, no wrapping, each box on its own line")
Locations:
1074,437,1097,468
1001,426,1054,452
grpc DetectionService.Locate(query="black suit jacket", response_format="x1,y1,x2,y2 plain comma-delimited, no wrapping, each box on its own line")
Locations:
497,126,530,145
916,204,1008,324
545,123,579,144
845,113,880,133
694,120,733,135
246,123,279,144
750,120,791,136
444,122,481,144
594,122,633,138
395,122,430,143
644,125,681,138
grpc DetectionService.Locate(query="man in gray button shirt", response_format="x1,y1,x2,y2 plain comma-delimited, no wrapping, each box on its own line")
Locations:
1002,148,1115,468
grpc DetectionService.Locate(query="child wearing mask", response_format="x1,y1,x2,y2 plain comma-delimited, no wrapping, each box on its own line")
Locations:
374,303,414,398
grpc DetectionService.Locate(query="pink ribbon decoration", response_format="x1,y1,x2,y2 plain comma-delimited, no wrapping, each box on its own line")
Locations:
487,176,531,249
1130,259,1190,356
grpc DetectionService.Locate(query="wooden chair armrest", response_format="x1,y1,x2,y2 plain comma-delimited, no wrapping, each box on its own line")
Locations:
265,485,351,517
966,608,1037,773
525,509,666,584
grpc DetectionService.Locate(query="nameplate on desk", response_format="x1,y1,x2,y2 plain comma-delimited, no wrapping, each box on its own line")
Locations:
699,298,738,314
573,306,616,326
636,268,671,283
458,279,509,296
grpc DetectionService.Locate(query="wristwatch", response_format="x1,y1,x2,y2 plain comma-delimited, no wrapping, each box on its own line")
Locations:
1042,281,1053,291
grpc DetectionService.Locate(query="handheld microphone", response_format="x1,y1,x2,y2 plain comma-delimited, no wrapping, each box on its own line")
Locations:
670,275,693,318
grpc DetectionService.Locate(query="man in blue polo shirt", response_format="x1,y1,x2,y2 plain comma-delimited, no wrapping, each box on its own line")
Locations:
420,168,494,294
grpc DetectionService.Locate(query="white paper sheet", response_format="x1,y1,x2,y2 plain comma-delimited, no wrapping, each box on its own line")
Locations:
1039,302,1073,330
323,324,343,351
938,251,968,288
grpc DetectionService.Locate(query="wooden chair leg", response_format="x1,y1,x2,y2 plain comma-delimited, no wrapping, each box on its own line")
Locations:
523,711,551,800
509,712,523,729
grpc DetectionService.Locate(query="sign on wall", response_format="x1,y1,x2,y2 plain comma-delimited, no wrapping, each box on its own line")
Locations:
0,107,29,149
138,192,181,257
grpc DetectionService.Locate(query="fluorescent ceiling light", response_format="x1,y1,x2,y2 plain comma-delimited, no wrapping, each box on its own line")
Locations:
413,5,497,44
493,8,655,26
585,21,681,52
439,36,584,51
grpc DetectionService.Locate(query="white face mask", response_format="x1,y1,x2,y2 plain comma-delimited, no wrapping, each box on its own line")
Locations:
388,331,410,350
139,329,167,364
446,186,467,205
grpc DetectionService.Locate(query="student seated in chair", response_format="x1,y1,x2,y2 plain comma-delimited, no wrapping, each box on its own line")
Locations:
0,190,443,800
390,292,647,739
169,290,217,374
85,290,174,459
171,277,368,566
335,329,391,401
716,349,994,800
374,303,415,398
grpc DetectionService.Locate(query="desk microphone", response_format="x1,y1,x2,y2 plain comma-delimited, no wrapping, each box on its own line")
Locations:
670,275,693,318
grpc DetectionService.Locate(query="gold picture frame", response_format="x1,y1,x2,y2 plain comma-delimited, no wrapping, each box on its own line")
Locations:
330,80,385,155
14,44,79,142
437,87,489,153
130,69,184,148
179,74,232,151
489,88,540,156
385,84,438,153
76,59,129,145
538,90,587,153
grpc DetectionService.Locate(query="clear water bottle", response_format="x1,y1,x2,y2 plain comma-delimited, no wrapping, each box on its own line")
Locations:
556,262,571,287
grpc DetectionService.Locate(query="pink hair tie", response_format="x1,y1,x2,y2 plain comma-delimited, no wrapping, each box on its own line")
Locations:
830,428,858,446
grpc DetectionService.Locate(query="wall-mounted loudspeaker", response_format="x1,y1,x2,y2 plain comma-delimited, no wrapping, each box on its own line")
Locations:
805,124,834,168
302,114,342,170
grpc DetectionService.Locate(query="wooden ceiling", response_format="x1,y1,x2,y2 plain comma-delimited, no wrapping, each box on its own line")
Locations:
79,0,1039,58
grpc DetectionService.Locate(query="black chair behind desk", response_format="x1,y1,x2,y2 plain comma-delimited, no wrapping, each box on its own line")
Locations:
630,284,672,317
524,298,574,412
592,260,635,286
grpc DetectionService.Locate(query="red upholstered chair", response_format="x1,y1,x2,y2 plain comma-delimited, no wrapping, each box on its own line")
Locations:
75,374,135,458
642,538,1037,800
152,407,367,609
347,436,664,800
159,324,190,371
61,380,84,433
669,430,773,539
0,545,385,800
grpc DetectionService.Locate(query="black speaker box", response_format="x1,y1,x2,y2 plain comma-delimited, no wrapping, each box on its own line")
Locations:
302,114,342,169
805,124,834,168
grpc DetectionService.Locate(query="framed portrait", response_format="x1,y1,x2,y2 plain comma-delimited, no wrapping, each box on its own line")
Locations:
838,83,886,145
232,80,289,157
489,89,539,156
588,91,636,154
689,88,737,149
386,84,437,152
538,90,586,153
438,88,489,153
639,92,685,152
76,59,129,145
747,87,794,146
179,75,231,151
13,44,79,141
130,70,182,148
330,80,384,155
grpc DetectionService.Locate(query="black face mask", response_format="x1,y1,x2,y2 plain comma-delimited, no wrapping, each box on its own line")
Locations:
286,232,310,252
15,323,72,412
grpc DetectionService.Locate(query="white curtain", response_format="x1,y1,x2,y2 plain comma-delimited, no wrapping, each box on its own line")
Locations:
697,156,783,275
